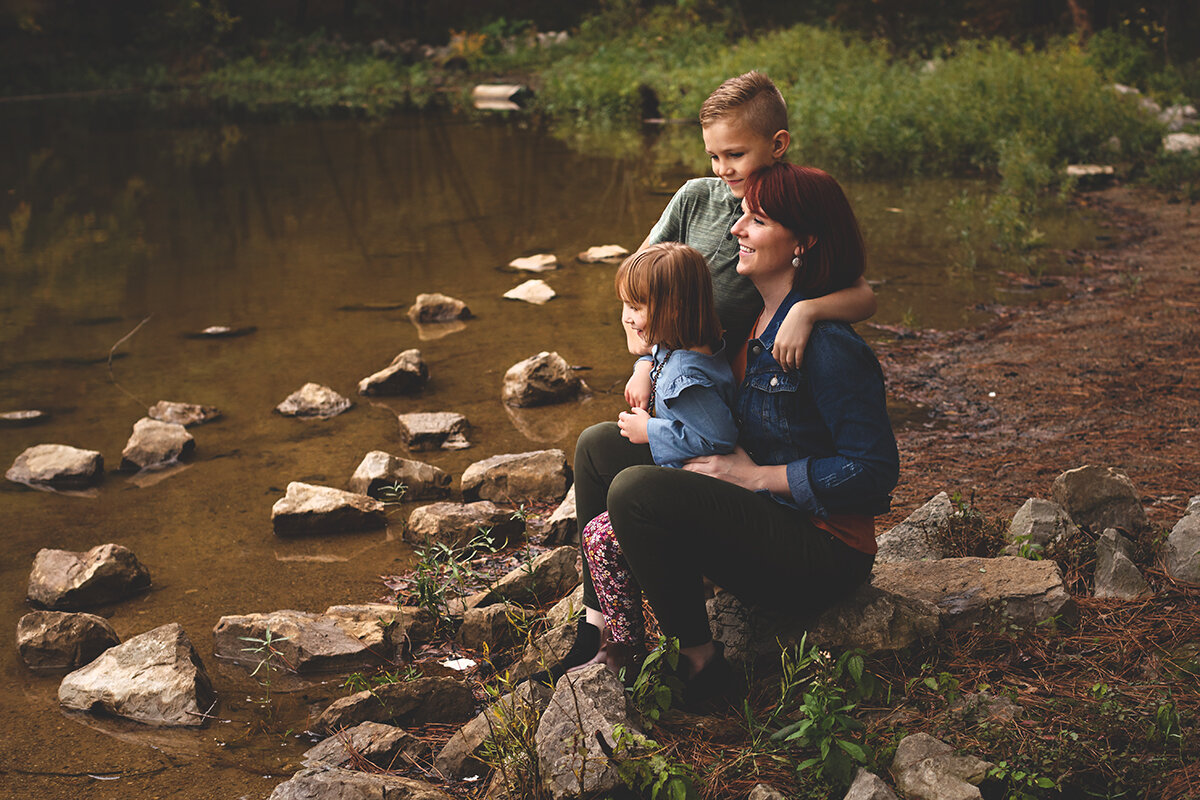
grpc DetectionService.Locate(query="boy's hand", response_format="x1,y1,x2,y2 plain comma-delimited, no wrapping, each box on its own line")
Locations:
773,302,816,371
624,360,653,410
617,407,651,444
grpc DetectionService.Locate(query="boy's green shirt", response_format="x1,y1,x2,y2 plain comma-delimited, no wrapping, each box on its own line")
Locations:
645,177,762,349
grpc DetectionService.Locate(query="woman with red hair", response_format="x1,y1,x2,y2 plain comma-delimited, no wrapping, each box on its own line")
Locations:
558,163,899,704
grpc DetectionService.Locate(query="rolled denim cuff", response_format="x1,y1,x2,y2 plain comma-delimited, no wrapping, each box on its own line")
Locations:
786,458,828,518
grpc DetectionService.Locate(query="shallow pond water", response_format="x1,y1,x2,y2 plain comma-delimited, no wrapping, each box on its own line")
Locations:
0,102,1107,798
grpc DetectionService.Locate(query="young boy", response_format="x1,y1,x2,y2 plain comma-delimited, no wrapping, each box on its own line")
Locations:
625,71,876,407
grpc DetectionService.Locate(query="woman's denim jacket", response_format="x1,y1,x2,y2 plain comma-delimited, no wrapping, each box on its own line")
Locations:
736,289,899,518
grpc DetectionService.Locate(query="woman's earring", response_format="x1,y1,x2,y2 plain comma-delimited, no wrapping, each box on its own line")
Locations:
791,254,802,268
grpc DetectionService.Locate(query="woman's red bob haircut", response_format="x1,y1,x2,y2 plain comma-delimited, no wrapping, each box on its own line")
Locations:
742,163,865,296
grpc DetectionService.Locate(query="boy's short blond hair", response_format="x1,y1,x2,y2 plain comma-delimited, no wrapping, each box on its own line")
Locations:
699,71,788,140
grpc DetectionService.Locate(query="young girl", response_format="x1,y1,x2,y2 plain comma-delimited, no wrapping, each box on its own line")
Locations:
576,242,739,677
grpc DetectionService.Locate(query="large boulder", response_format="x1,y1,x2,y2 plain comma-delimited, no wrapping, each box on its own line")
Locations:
889,733,992,800
58,623,215,727
876,493,954,563
406,501,525,549
396,411,471,451
303,721,431,769
1094,529,1152,600
502,351,587,408
16,610,120,673
323,603,437,654
486,546,580,607
275,383,352,419
1003,497,1078,557
534,664,641,799
147,400,221,427
1051,465,1148,533
27,543,151,609
1162,510,1200,586
271,482,388,537
435,680,553,779
269,767,453,800
6,443,103,489
120,417,194,472
357,349,429,396
461,450,572,504
213,610,379,673
407,292,471,323
873,557,1077,630
312,676,475,734
707,582,940,665
348,451,451,501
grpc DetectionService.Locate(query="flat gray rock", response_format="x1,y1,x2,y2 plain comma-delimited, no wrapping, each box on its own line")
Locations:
405,500,524,549
322,603,437,654
7,443,103,489
486,546,580,606
303,721,430,769
461,449,571,504
275,382,352,418
311,676,475,734
269,767,453,800
58,623,215,727
271,482,387,537
213,610,378,674
396,411,471,451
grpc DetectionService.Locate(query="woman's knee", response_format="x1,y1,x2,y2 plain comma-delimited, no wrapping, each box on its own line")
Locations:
607,465,662,515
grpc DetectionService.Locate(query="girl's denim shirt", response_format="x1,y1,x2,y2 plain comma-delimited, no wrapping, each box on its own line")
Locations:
736,289,899,518
645,342,739,468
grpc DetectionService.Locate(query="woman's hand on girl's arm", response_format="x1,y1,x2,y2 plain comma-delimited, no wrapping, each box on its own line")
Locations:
683,446,789,495
618,407,651,444
625,360,653,409
773,277,876,371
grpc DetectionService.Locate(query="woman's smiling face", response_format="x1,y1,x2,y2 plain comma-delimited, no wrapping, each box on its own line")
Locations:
730,200,800,281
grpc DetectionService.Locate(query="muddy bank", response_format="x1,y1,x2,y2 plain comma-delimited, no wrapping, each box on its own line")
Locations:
877,186,1200,532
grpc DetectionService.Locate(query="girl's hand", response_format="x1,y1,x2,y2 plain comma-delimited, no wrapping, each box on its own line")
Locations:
773,301,815,372
617,407,651,444
625,361,653,409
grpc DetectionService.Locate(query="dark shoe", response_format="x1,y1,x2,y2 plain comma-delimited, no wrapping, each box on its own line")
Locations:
569,627,646,685
527,618,600,687
679,647,737,712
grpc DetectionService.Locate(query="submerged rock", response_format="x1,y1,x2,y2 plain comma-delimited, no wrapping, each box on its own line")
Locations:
406,500,525,549
271,482,387,537
0,409,49,426
6,443,104,489
27,543,151,610
407,292,471,323
396,411,471,451
1051,465,1148,533
357,349,429,396
348,450,451,501
58,623,215,727
17,610,120,673
502,351,588,408
147,401,221,427
213,609,380,673
275,382,352,419
460,449,571,504
120,417,194,472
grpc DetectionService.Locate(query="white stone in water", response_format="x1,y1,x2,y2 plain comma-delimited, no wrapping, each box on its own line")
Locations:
508,253,558,272
577,244,629,263
6,443,104,489
271,482,388,537
503,279,556,305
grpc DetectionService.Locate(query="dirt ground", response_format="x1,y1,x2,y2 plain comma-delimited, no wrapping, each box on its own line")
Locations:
874,185,1200,534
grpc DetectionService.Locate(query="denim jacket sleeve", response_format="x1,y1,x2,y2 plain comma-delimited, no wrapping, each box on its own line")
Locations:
647,381,739,467
783,325,899,516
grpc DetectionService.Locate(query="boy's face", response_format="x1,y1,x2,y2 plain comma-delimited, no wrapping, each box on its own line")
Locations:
702,118,790,199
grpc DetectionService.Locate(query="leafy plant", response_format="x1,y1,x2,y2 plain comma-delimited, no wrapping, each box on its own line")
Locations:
609,723,700,800
376,481,407,503
627,636,685,726
987,759,1058,800
239,627,292,718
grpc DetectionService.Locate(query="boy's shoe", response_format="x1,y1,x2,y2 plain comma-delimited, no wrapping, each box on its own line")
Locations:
678,645,738,712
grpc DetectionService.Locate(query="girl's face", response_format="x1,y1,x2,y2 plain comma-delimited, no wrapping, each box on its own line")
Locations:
730,200,800,280
621,299,650,344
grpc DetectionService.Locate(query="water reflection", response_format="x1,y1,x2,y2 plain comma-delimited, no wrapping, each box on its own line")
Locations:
0,103,1107,798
